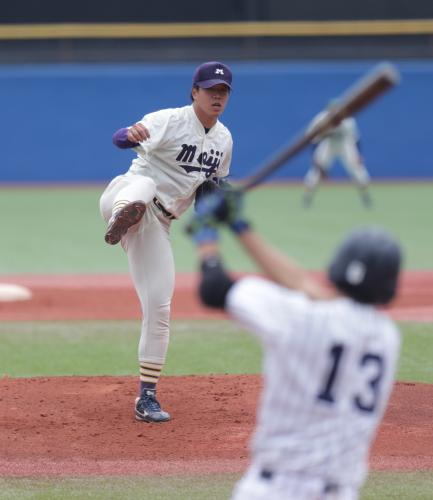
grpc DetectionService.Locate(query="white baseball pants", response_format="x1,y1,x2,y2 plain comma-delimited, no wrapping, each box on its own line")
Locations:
305,140,370,188
99,174,175,366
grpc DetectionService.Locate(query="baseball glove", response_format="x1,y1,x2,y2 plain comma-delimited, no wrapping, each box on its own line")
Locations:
187,184,249,237
194,178,230,210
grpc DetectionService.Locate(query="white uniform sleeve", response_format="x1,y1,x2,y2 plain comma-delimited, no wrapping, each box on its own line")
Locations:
216,133,232,178
308,111,322,126
307,111,330,144
133,109,172,156
225,276,309,345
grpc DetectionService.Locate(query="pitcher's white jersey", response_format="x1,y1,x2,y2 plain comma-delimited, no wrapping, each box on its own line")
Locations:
226,276,400,489
126,104,232,218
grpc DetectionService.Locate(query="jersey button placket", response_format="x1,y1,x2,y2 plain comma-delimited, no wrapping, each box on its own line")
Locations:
199,134,207,180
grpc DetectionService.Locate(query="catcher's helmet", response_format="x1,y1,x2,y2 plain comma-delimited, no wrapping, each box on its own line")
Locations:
328,227,402,305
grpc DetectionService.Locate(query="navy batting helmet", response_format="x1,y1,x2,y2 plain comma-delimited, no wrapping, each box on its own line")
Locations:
328,227,402,305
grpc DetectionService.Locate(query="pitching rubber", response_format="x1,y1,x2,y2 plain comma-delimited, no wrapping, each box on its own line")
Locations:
0,283,33,302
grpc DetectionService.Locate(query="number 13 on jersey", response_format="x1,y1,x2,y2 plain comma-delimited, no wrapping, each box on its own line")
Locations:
317,343,385,413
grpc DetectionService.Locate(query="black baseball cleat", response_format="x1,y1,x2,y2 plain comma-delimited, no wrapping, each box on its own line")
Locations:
134,390,171,423
104,201,147,245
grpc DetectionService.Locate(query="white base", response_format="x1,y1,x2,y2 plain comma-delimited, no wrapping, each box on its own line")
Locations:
0,283,33,302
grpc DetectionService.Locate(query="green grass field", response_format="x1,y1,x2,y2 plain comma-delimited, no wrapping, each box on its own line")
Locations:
1,183,432,273
1,471,433,500
1,320,432,383
1,183,432,499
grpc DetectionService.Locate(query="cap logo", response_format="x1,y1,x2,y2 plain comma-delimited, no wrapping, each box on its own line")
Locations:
345,260,366,285
193,62,232,89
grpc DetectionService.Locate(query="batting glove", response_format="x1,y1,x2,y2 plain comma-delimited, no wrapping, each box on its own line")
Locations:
186,188,251,238
216,187,251,235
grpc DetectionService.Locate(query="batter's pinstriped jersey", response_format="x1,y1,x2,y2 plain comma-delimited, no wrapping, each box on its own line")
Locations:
226,276,400,488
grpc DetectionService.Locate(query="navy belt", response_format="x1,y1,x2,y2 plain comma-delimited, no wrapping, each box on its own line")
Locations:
153,197,176,219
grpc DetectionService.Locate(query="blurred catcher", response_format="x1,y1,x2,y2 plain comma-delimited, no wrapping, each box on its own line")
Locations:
187,188,402,499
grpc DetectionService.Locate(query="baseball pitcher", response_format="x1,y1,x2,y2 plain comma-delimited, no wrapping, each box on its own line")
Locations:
99,62,233,422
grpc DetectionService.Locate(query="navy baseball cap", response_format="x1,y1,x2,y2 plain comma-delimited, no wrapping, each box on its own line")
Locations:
192,61,232,90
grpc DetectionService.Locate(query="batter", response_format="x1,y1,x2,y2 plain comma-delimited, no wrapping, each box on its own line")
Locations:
303,102,372,208
189,191,402,499
99,61,233,422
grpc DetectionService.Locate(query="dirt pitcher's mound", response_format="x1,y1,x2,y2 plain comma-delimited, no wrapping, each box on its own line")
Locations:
0,375,432,476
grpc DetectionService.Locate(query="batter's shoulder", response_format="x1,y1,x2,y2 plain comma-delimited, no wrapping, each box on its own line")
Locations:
379,311,401,341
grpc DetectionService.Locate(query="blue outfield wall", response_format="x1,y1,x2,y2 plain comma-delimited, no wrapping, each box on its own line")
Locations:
0,60,432,182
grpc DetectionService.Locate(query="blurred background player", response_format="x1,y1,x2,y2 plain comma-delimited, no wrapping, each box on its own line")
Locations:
303,101,372,208
188,189,402,499
99,61,233,423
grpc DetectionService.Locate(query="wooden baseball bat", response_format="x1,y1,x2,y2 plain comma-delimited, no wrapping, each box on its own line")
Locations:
241,62,400,192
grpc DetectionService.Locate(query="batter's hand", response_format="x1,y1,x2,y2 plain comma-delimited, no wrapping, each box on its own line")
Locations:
199,187,245,227
127,123,150,143
186,188,250,236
